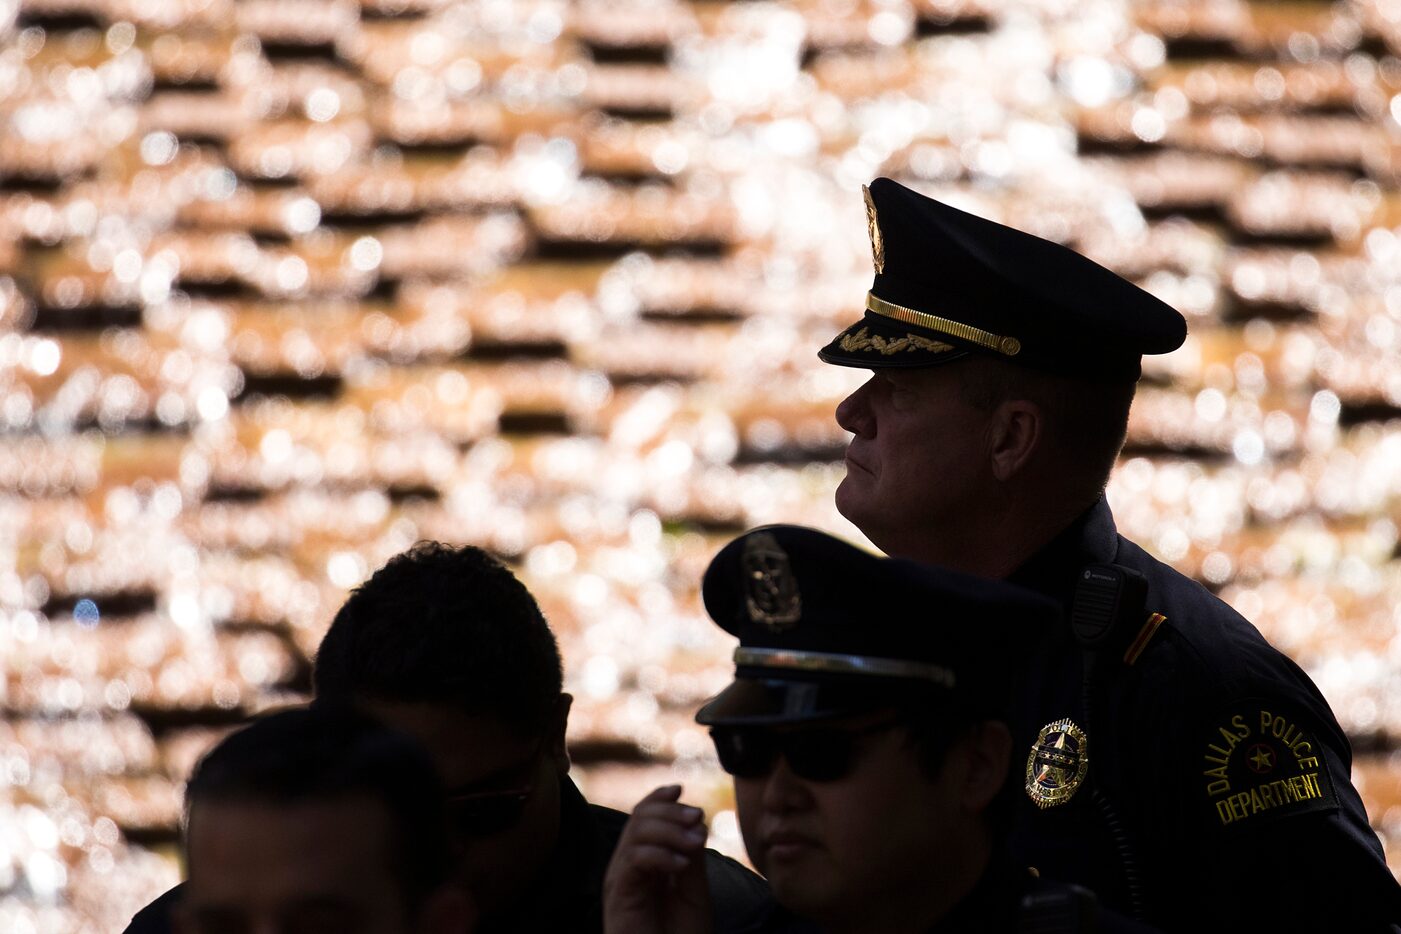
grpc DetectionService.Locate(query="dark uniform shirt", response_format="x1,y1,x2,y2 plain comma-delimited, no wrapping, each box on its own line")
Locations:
1008,499,1401,931
735,855,1158,933
122,777,771,934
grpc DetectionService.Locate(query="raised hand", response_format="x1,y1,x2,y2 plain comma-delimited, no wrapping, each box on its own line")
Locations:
602,785,714,934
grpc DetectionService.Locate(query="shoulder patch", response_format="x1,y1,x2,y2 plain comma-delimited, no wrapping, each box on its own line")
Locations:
1200,701,1338,829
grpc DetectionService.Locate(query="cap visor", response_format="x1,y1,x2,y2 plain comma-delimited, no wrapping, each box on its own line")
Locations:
818,313,972,369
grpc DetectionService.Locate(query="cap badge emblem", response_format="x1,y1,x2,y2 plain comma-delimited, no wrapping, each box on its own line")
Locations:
862,185,885,274
742,531,801,631
838,326,954,356
1026,718,1089,809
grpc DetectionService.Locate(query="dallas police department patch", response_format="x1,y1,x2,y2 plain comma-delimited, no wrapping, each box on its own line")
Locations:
741,531,801,631
1200,701,1338,829
1026,718,1089,809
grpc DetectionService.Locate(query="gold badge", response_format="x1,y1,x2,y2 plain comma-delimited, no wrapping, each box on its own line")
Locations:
862,185,884,274
742,531,801,631
1026,719,1089,809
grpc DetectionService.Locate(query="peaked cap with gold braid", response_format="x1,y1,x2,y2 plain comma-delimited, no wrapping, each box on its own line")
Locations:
695,524,1057,726
820,178,1188,382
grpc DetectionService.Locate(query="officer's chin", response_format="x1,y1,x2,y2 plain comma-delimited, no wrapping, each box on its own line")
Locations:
833,476,869,526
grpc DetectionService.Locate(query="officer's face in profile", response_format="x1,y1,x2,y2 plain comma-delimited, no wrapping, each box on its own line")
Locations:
834,366,991,552
364,698,571,922
177,796,467,934
732,713,999,929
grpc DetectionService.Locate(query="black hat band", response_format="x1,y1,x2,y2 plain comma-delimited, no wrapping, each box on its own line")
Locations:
866,292,1022,358
735,646,956,689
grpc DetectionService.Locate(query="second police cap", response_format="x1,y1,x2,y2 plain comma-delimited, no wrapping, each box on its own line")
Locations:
818,177,1188,382
695,525,1059,727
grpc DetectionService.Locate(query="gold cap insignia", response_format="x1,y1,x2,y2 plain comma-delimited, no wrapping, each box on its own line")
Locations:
838,326,955,357
862,185,885,274
742,531,801,632
1025,718,1089,809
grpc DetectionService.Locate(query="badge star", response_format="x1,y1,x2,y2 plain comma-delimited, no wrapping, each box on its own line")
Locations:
1250,747,1274,770
1034,733,1070,783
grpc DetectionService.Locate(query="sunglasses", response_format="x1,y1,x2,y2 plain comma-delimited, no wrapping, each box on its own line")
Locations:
446,785,535,837
443,737,548,838
710,718,900,783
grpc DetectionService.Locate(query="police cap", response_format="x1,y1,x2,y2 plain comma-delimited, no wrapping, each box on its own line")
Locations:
695,525,1057,726
818,177,1188,382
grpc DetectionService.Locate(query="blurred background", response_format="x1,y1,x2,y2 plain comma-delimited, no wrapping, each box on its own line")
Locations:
2,0,1401,928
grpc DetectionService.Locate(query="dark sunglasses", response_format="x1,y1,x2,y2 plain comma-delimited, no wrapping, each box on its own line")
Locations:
710,718,900,783
443,737,548,838
446,785,534,837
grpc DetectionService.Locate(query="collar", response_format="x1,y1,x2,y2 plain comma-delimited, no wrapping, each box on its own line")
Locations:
928,852,1025,933
1008,498,1119,600
479,777,609,934
546,776,611,902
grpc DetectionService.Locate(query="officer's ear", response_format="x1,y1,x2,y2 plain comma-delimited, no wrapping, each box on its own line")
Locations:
547,693,573,774
958,720,1012,814
985,398,1043,483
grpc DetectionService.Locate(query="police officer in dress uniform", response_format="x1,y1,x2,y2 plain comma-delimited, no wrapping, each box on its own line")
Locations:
604,525,1155,934
817,178,1401,930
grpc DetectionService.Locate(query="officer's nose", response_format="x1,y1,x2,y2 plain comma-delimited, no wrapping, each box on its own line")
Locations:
835,375,876,438
761,754,814,814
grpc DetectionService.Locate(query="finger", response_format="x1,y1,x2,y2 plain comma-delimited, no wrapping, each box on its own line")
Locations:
630,800,705,828
668,845,712,912
634,784,683,808
625,817,709,854
618,843,699,874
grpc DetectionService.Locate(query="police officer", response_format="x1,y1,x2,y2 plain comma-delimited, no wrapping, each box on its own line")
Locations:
604,525,1152,933
818,177,1401,929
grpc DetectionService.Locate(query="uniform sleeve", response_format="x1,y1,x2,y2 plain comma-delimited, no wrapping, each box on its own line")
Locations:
703,848,776,934
1182,697,1401,929
121,883,182,934
1108,552,1401,931
1126,644,1401,934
